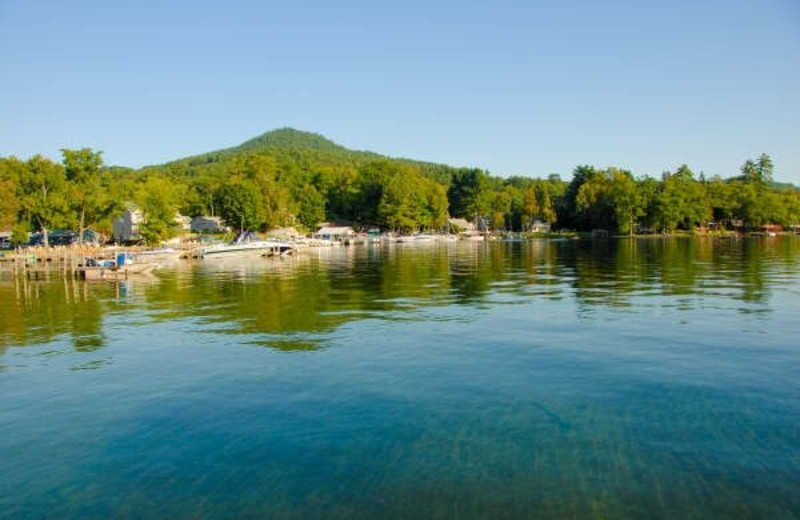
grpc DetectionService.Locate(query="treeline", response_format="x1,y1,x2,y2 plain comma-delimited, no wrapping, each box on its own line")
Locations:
1,129,798,245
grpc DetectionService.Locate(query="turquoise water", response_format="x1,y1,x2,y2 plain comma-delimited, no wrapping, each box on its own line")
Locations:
1,238,799,519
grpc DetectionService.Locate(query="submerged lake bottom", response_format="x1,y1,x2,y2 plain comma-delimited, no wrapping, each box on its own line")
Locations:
1,238,799,519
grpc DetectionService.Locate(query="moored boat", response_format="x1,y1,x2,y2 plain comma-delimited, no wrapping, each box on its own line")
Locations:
198,232,294,258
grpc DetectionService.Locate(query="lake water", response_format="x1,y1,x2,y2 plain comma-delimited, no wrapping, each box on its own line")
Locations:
1,238,799,519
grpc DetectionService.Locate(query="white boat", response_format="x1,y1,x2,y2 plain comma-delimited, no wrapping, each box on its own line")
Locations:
199,232,294,258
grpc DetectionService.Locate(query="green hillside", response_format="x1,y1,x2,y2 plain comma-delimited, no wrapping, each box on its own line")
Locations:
157,128,375,168
147,128,455,186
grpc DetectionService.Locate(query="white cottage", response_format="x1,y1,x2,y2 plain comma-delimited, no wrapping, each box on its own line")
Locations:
313,225,355,242
530,220,551,233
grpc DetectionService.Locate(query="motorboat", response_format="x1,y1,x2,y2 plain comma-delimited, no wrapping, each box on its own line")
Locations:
198,231,294,258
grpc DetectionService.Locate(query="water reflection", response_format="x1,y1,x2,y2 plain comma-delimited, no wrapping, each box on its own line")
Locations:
1,238,799,519
1,237,798,352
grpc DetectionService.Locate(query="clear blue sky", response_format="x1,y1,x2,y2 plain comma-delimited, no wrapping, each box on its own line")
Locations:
2,0,799,183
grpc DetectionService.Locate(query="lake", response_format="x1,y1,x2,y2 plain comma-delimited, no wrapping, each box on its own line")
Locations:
1,237,799,519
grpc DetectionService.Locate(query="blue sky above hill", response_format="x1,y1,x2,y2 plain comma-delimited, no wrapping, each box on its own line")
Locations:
1,0,798,182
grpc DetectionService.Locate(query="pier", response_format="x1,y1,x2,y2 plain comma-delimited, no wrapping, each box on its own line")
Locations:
0,246,117,280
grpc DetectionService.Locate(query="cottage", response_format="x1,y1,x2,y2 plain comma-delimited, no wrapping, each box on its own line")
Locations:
191,216,229,233
313,225,355,242
114,203,192,243
530,220,551,233
113,204,144,243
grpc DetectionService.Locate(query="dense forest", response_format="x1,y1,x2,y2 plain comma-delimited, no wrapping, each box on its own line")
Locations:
1,128,798,245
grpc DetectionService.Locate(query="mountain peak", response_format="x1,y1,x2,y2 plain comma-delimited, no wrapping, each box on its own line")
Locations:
237,128,344,153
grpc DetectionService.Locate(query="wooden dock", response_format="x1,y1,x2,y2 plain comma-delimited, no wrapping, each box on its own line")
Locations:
0,246,112,280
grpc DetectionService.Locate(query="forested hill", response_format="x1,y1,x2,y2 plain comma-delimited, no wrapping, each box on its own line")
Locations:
156,128,379,168
237,128,376,157
148,128,456,184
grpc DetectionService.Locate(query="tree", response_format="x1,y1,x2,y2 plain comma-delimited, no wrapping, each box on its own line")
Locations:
606,169,641,235
447,168,492,222
425,182,449,230
0,158,23,230
378,172,426,232
17,156,69,246
707,176,738,224
655,165,710,232
215,180,265,232
490,189,512,231
354,160,395,224
536,182,557,225
62,148,105,245
741,153,773,187
313,165,359,221
563,165,602,229
136,176,184,244
295,184,325,230
738,154,775,228
522,186,539,230
185,174,223,217
637,177,661,232
235,154,294,229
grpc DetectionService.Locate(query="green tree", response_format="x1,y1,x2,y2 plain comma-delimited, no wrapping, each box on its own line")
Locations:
354,160,395,224
738,154,775,228
185,174,223,217
607,169,642,235
313,165,359,221
490,189,512,231
741,153,773,187
655,165,710,232
216,180,265,232
637,176,661,232
707,176,738,224
233,154,294,229
425,182,449,230
575,171,613,231
564,165,603,229
136,176,184,244
522,186,539,230
18,156,69,246
536,182,557,225
0,157,23,230
295,184,325,230
62,148,106,245
447,168,492,222
378,172,426,232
